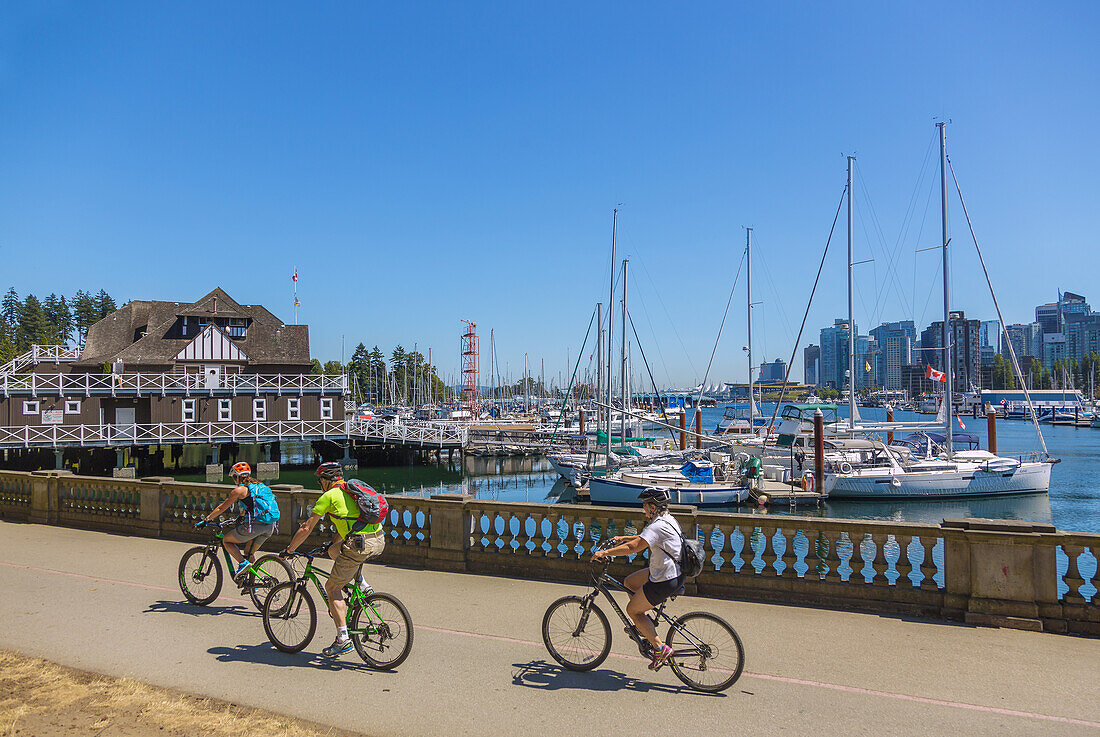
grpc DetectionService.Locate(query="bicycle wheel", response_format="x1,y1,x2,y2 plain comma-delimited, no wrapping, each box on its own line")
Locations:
262,582,316,653
541,595,611,672
178,547,222,606
666,611,745,692
247,555,296,611
350,592,414,670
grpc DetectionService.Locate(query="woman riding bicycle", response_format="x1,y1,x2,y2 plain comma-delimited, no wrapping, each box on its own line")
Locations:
194,461,280,583
591,486,683,670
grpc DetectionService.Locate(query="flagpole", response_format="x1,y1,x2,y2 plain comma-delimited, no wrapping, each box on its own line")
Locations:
293,267,299,324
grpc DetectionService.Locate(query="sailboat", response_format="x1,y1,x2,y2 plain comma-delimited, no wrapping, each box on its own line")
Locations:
825,123,1053,499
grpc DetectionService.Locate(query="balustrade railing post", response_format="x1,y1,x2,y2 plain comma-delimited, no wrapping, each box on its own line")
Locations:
28,469,66,525
138,476,172,537
942,518,1056,632
427,494,472,572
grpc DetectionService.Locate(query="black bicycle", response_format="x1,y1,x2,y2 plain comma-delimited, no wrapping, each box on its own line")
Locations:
177,520,295,610
541,541,745,693
262,545,413,670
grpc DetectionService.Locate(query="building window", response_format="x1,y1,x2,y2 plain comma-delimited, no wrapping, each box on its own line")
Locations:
287,398,300,421
320,398,333,420
228,318,247,338
23,400,39,415
182,399,197,423
64,400,81,415
218,399,232,422
253,398,267,421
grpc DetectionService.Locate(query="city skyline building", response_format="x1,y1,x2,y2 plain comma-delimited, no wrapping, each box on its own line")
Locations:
803,344,820,386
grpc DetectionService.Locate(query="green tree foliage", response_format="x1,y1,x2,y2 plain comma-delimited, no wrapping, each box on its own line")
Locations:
322,360,344,374
15,294,50,351
43,294,74,345
94,290,117,320
309,358,323,375
71,290,98,343
0,332,15,363
1,288,19,342
990,354,1016,390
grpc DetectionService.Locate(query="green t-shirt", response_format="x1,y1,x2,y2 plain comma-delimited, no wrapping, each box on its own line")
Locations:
312,485,382,538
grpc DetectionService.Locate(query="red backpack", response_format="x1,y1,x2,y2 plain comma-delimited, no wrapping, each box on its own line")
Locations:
341,478,389,531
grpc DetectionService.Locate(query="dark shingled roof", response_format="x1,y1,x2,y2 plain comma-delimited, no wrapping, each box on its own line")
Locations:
77,288,311,368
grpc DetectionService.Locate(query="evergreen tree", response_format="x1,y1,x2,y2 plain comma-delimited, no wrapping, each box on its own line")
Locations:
322,360,343,374
43,293,73,345
71,290,98,343
309,358,323,375
0,332,15,363
1,288,19,342
15,294,50,351
94,290,117,320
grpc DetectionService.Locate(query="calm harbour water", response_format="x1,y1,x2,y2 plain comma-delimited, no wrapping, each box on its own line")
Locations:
179,403,1098,534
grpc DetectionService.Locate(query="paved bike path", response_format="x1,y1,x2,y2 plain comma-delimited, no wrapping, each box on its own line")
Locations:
0,521,1097,736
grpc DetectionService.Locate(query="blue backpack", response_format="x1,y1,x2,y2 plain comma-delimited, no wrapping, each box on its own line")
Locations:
242,482,280,526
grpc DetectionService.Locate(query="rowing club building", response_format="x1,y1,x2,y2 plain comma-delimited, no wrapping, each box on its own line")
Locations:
0,288,348,477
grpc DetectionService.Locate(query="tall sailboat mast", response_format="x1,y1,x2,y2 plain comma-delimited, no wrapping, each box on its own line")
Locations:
847,155,858,432
746,227,754,428
596,302,603,433
607,209,618,460
938,121,954,455
621,258,629,444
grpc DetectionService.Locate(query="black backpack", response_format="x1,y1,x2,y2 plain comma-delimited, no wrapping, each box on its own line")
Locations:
657,517,705,579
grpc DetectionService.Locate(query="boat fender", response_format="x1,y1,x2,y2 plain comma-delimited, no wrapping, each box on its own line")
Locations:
800,472,815,492
839,461,854,474
890,477,902,488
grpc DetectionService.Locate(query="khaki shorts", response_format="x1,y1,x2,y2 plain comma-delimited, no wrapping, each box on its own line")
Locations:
329,528,386,593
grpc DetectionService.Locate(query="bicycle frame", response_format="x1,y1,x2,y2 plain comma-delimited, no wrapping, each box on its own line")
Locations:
580,565,715,662
199,525,275,582
282,552,388,636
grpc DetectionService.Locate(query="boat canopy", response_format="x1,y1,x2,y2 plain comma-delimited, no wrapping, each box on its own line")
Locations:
779,403,839,423
679,460,714,484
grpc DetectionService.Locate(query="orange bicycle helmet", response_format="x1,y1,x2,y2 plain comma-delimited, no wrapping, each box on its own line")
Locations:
231,461,251,478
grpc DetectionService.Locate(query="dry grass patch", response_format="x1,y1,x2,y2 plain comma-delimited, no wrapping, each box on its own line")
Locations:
0,650,367,737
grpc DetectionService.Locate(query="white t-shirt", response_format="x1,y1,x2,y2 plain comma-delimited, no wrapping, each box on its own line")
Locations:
638,513,683,583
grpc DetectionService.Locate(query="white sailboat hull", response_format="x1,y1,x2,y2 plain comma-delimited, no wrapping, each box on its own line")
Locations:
824,460,1052,499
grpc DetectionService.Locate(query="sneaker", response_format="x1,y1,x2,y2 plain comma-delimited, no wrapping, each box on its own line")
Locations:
356,573,372,593
322,636,354,658
648,643,674,671
231,560,251,584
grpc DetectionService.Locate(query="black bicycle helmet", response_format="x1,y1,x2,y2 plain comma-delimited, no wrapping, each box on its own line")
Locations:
637,486,671,505
315,461,344,481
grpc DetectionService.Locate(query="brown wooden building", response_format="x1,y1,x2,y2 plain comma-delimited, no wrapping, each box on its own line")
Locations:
0,288,345,435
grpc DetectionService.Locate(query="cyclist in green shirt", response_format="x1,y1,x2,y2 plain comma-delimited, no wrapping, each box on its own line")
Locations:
282,462,385,657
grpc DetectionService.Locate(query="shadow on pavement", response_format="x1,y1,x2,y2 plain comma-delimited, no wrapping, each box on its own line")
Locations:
145,600,258,618
511,660,722,697
208,643,394,674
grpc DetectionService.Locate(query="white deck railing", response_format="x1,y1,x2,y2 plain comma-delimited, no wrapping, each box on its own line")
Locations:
0,419,349,448
0,345,82,378
350,417,469,448
2,371,347,397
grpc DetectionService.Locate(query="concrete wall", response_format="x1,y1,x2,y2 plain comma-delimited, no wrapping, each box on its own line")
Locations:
0,469,1096,636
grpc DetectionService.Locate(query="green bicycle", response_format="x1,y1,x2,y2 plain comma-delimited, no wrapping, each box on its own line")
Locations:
177,520,295,610
262,545,413,670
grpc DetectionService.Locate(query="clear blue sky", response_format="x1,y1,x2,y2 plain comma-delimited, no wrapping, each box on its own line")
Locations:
1,2,1096,387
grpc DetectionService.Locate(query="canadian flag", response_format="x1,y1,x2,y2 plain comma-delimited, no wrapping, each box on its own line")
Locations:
292,267,298,283
957,415,966,430
925,365,947,383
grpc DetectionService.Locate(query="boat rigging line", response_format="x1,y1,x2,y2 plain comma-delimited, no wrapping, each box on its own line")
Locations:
691,246,747,425
760,183,849,448
547,306,597,445
947,155,1050,458
626,310,681,445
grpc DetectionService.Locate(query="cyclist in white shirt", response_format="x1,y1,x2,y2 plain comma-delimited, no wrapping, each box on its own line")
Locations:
592,486,683,669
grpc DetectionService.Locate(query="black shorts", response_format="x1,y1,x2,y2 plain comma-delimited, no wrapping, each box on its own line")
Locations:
642,574,685,607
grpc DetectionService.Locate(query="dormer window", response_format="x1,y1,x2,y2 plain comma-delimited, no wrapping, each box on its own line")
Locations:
228,318,247,338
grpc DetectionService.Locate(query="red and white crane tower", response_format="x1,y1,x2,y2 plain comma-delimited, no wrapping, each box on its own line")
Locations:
460,320,480,418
